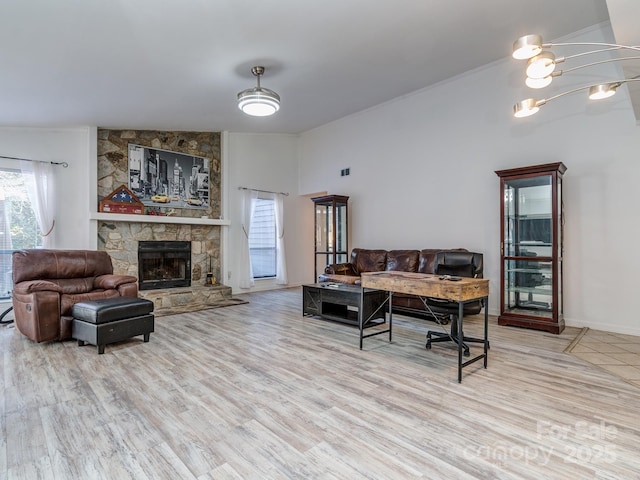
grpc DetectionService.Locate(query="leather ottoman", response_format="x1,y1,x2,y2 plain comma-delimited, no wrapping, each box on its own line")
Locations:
71,297,154,354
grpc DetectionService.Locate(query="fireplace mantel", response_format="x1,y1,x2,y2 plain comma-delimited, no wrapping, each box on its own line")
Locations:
90,212,230,226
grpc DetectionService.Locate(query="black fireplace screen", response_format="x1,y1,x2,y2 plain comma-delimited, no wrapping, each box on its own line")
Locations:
138,241,191,290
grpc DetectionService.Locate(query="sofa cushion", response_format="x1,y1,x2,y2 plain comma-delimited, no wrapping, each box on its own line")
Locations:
351,248,387,274
418,249,443,274
386,250,419,272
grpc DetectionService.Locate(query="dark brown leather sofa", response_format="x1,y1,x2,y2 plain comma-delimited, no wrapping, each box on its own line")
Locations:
11,249,138,342
319,248,484,321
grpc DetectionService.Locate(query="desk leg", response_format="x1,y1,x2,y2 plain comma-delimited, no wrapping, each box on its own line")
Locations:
484,296,489,368
389,291,393,343
359,287,364,350
359,290,392,350
458,301,464,383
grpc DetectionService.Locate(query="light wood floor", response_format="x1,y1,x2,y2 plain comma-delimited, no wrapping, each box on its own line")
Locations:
2,287,640,479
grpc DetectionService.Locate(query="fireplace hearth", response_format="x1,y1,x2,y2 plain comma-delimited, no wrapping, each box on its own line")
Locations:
138,241,191,291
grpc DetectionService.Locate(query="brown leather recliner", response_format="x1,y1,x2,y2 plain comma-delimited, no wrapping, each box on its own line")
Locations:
11,249,138,343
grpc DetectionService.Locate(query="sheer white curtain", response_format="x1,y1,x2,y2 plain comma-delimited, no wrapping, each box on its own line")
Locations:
20,160,55,248
239,189,258,289
274,193,288,285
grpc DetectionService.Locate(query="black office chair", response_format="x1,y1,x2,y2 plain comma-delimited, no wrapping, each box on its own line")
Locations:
1,249,14,325
425,251,487,357
0,306,13,324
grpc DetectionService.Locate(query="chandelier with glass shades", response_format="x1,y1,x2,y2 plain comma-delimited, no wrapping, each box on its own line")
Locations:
237,66,280,117
512,34,640,118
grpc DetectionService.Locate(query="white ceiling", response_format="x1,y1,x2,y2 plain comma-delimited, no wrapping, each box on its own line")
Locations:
0,0,625,134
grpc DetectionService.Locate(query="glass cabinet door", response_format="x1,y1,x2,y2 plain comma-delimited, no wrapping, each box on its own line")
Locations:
503,175,553,316
496,163,566,334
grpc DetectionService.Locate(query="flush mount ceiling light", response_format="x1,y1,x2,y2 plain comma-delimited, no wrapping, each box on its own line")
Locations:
237,66,280,117
511,34,640,118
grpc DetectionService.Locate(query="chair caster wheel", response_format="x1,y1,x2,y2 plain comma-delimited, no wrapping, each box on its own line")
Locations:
463,349,470,357
426,342,431,350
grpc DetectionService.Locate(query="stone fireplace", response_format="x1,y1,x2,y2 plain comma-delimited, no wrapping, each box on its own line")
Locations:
96,129,230,314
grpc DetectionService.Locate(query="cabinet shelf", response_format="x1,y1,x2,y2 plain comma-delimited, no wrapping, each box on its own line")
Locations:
507,286,553,296
506,214,551,220
509,243,553,247
506,268,552,274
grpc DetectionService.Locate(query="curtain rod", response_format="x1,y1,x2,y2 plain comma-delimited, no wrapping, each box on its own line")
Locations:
0,155,69,168
238,186,289,196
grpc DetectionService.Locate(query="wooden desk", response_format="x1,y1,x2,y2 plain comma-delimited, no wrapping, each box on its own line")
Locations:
360,271,489,383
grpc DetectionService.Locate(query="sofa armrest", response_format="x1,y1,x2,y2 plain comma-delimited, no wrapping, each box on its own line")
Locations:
13,280,63,294
324,263,358,276
94,274,138,290
12,289,61,342
318,274,361,285
117,282,139,297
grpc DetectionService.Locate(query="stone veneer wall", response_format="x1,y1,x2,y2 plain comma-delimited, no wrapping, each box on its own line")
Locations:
96,129,223,286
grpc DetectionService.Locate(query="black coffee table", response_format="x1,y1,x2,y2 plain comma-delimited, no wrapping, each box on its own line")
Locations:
302,282,388,328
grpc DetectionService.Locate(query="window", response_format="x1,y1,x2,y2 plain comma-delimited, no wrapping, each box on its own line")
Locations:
248,198,276,278
0,167,43,298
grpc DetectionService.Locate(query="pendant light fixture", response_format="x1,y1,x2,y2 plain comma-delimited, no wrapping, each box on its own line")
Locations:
511,34,640,117
512,79,640,118
237,66,280,117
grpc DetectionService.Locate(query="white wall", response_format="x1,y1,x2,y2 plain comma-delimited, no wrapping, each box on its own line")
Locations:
0,126,93,249
298,23,640,335
225,132,314,293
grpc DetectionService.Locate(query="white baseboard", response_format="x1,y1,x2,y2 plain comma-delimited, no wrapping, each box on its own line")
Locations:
565,318,640,337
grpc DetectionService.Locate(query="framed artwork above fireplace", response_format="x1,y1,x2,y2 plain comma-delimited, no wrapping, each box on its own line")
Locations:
128,143,210,210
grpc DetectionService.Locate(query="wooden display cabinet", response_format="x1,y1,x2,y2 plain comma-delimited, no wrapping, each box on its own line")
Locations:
312,195,349,282
495,163,566,334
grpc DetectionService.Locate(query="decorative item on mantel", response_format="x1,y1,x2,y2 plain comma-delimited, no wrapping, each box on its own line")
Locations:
206,255,217,286
99,184,144,214
146,207,176,216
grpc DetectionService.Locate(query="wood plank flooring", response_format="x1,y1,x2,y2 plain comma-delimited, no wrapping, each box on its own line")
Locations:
2,287,640,479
